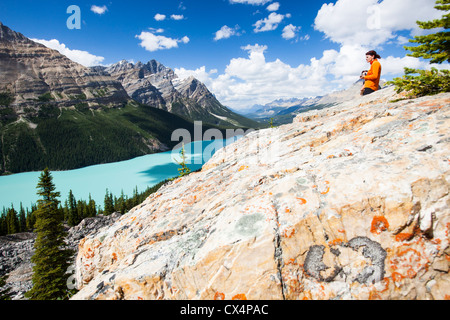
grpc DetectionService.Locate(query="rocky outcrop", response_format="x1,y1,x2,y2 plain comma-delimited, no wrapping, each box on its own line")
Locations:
0,22,129,108
72,87,450,300
0,213,121,300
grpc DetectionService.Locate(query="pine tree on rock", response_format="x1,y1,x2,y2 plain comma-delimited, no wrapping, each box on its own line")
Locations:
405,0,450,64
389,0,450,96
67,190,79,226
19,203,27,232
176,143,191,177
6,206,19,235
0,275,11,300
25,168,73,300
103,189,115,216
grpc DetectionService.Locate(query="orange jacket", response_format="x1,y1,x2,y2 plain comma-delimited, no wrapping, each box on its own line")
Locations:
364,59,381,91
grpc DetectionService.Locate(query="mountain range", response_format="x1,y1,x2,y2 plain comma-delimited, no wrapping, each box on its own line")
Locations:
0,22,260,174
96,60,260,129
240,79,373,125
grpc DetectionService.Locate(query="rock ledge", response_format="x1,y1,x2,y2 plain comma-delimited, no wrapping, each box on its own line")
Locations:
73,88,450,300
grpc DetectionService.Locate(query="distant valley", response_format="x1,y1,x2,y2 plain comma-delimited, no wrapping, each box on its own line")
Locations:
237,79,368,126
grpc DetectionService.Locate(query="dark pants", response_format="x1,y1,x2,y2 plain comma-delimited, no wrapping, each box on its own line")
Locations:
363,88,375,96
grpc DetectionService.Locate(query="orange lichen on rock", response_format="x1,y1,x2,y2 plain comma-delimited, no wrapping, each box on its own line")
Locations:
214,292,225,300
238,165,249,172
389,244,430,281
84,247,95,260
370,216,390,235
391,272,404,283
395,233,414,242
282,226,296,238
232,294,247,300
297,198,307,205
328,238,345,246
369,291,382,300
318,181,330,195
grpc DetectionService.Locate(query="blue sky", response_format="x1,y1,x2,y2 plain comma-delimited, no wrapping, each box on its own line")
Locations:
0,0,446,110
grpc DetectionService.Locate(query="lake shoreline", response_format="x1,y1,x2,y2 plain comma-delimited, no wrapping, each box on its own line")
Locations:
0,138,241,212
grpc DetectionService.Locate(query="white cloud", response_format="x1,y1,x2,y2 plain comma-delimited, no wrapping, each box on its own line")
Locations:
91,5,108,15
254,12,287,33
179,2,187,10
154,14,166,21
301,34,310,41
229,0,272,5
174,66,218,86
267,2,280,11
136,31,189,52
170,0,447,111
148,28,165,34
32,39,105,67
173,43,441,110
282,24,300,40
396,36,410,45
314,0,443,47
171,14,185,20
181,36,190,44
214,25,241,41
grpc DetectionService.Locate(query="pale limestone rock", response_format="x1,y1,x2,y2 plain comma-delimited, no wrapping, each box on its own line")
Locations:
73,87,450,300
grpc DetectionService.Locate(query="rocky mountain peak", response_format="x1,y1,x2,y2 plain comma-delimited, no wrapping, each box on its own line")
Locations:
174,76,209,99
143,59,167,75
0,22,28,43
106,59,169,77
104,58,258,128
0,22,129,107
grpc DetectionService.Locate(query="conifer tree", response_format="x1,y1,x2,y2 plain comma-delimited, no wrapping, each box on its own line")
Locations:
26,205,37,231
0,275,11,300
6,206,19,235
0,210,6,236
405,0,449,64
19,203,27,232
389,0,449,96
103,189,115,215
25,168,73,300
87,194,97,218
67,190,78,226
176,143,191,177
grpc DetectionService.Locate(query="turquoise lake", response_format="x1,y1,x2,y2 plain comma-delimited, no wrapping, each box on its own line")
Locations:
0,138,238,211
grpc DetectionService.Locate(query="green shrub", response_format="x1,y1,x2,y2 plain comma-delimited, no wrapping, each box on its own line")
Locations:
0,91,14,106
388,67,450,97
37,92,54,102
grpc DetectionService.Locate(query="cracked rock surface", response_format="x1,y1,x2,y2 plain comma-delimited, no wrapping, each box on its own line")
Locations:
73,88,450,300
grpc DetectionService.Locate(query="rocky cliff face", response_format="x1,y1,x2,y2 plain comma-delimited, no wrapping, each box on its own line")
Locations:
72,87,450,300
103,60,261,128
0,22,129,108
